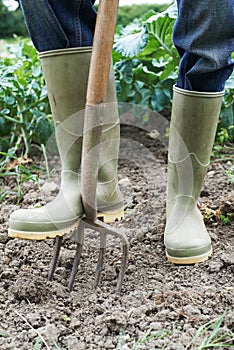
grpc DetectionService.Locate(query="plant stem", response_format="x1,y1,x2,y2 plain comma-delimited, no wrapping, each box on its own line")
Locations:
41,143,50,180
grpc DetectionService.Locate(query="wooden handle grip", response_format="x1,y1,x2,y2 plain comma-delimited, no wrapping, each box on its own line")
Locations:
86,0,119,106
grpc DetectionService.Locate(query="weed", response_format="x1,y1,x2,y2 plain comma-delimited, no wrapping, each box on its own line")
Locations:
220,213,232,225
226,165,234,184
188,312,234,349
0,152,40,204
117,312,234,350
33,336,42,350
0,330,9,338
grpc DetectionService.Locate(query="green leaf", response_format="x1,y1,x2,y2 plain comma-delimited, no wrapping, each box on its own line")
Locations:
4,95,15,105
221,105,234,129
33,336,42,350
63,315,71,321
133,63,159,85
0,108,10,115
32,115,54,146
0,330,9,338
225,72,234,89
115,58,136,83
161,2,178,19
114,25,148,57
145,13,179,64
205,312,226,345
32,64,42,78
159,59,177,80
150,80,173,112
0,116,12,136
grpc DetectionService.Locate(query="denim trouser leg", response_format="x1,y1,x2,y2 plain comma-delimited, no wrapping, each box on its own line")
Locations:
174,0,234,92
19,0,96,52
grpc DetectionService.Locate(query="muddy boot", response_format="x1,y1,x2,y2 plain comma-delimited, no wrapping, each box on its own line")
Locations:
165,86,224,264
8,47,123,240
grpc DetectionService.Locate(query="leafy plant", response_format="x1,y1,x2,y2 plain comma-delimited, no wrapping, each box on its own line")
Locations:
33,336,72,350
33,336,43,350
113,3,179,116
117,312,234,350
0,38,54,203
220,74,234,143
0,38,53,157
189,312,234,349
118,327,171,350
0,151,40,203
116,3,172,27
220,213,232,225
0,330,9,338
226,164,234,183
113,2,234,145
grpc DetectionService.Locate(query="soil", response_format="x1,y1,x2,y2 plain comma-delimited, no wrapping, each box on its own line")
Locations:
0,114,233,350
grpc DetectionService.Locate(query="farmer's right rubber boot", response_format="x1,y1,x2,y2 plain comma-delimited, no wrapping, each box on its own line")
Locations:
164,86,224,264
8,47,123,240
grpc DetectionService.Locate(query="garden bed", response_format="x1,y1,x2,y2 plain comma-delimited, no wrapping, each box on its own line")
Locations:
0,121,233,349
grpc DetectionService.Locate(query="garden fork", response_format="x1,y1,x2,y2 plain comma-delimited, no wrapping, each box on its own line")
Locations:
48,0,129,293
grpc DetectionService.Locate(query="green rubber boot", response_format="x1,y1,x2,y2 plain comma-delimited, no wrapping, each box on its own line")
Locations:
8,47,123,240
165,86,224,264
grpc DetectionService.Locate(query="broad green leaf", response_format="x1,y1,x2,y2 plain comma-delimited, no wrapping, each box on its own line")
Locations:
159,59,178,80
114,25,148,57
4,95,15,105
133,63,159,85
32,115,54,145
220,105,234,129
150,80,173,112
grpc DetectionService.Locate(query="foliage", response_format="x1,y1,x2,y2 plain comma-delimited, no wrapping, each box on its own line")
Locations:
113,3,179,116
0,0,27,38
226,164,234,183
190,311,234,349
219,75,234,143
116,3,173,27
117,312,234,349
113,3,234,144
118,327,171,349
0,3,233,182
220,213,232,225
0,152,40,204
0,38,52,203
0,38,52,158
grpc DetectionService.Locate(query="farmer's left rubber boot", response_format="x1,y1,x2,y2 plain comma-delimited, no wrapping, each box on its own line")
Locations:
165,86,224,264
8,47,123,240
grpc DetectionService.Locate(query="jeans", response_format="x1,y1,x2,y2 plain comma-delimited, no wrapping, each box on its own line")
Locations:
20,0,234,92
19,0,96,51
174,0,234,91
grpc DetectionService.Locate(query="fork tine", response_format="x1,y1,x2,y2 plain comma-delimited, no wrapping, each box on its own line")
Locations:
68,225,84,291
93,233,107,289
52,219,128,292
48,236,63,281
82,218,129,292
115,239,128,293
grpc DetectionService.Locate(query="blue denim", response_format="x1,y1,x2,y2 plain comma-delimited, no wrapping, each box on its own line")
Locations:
19,0,96,51
174,0,234,92
20,0,234,92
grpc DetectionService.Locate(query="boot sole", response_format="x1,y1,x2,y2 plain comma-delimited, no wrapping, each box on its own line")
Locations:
166,247,212,264
8,208,124,240
97,208,124,223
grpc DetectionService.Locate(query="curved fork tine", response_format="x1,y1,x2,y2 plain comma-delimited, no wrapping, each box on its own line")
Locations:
93,233,107,289
83,218,129,292
68,225,85,291
115,239,128,293
48,236,63,281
